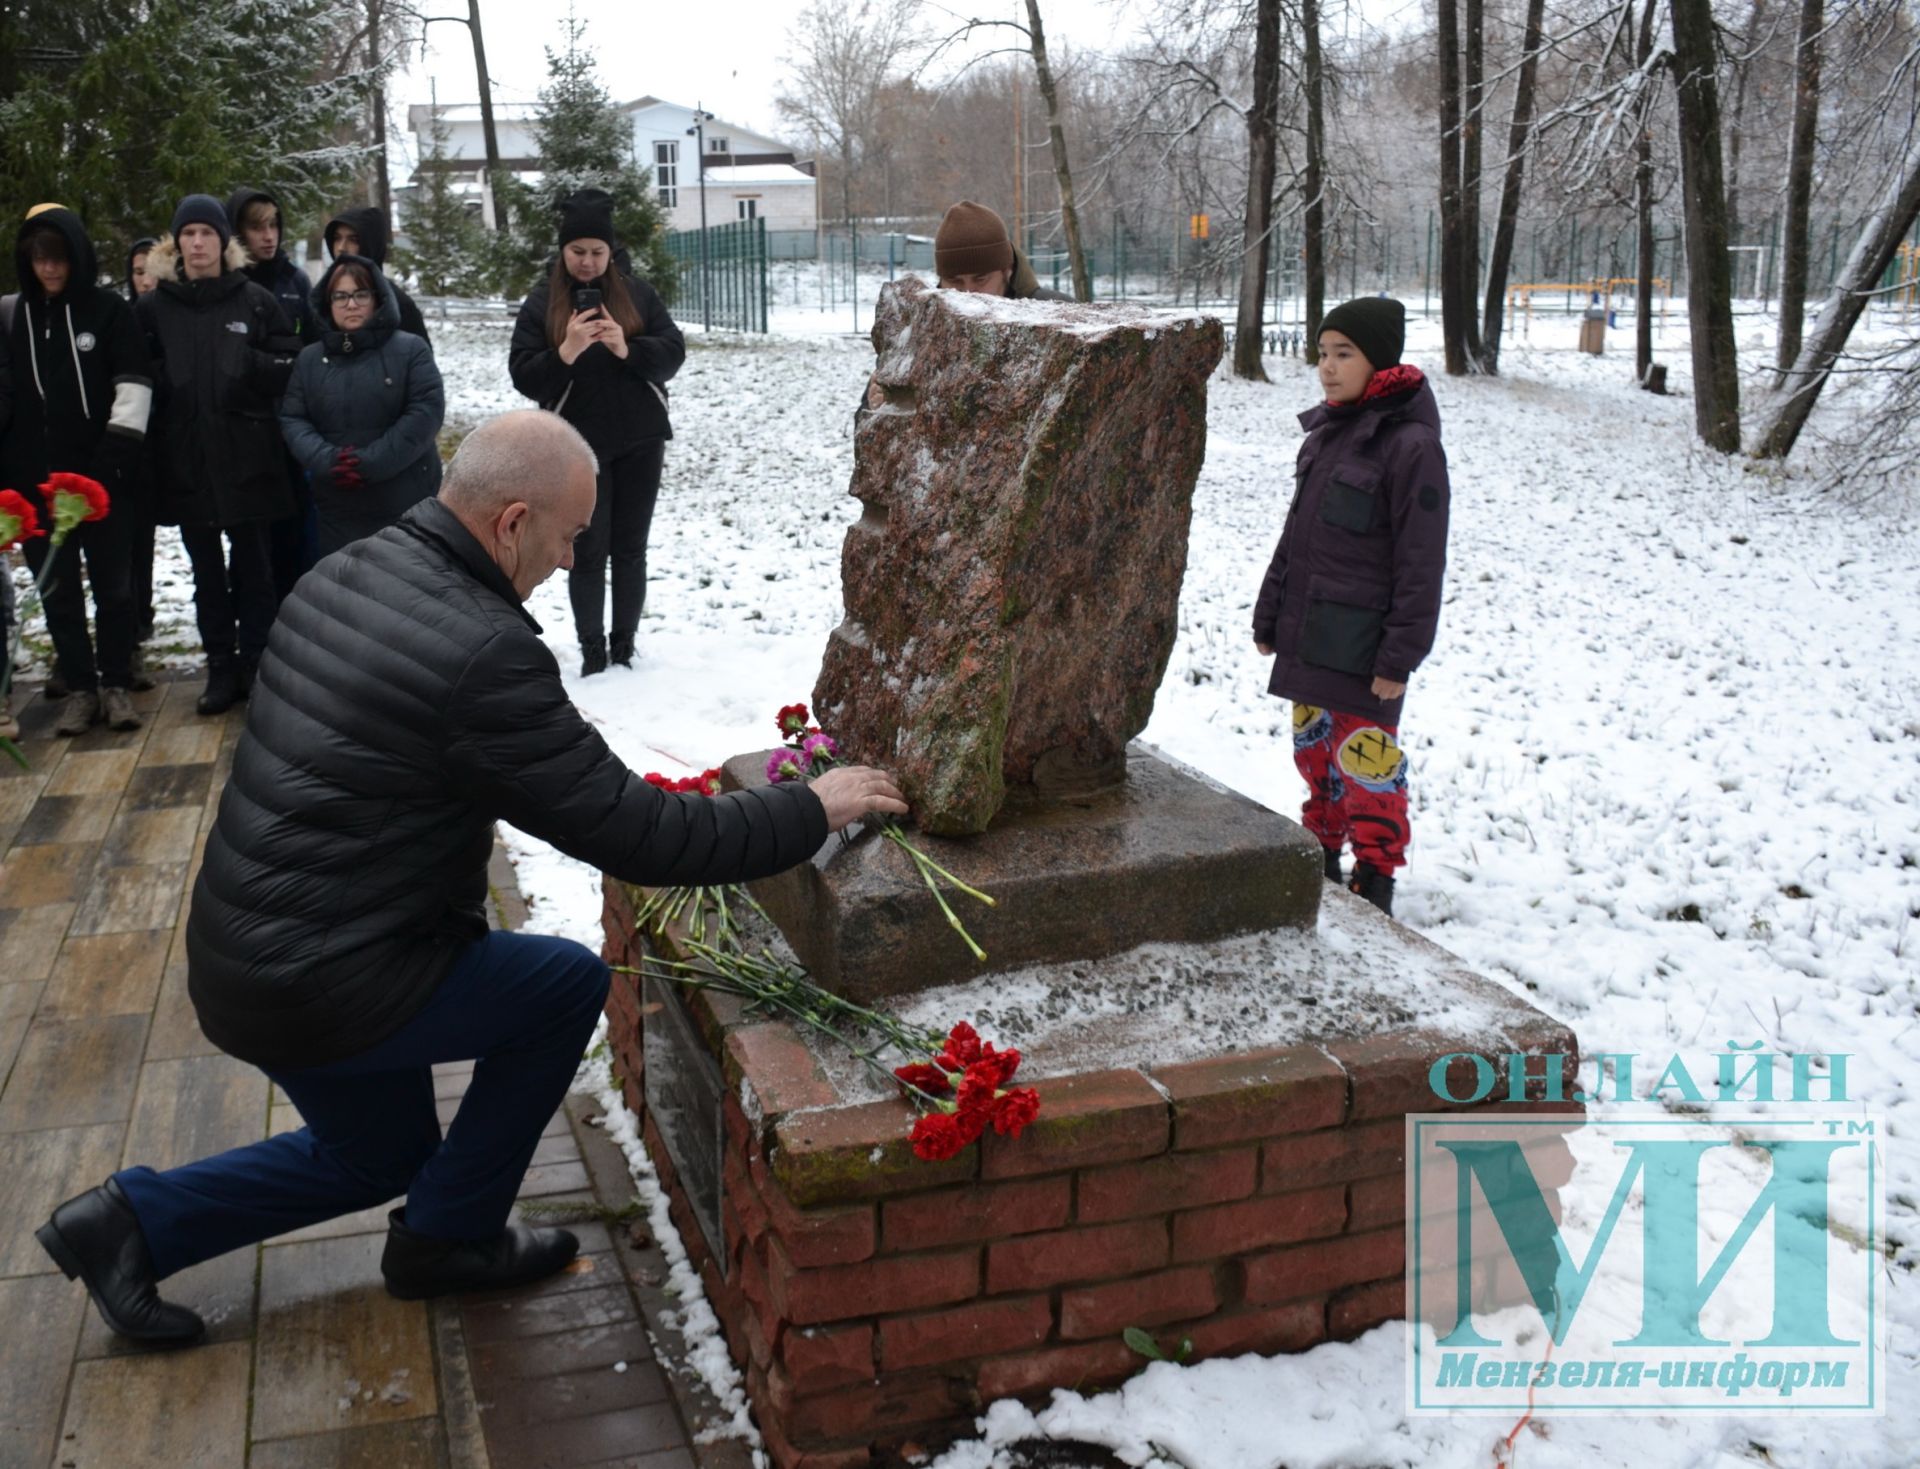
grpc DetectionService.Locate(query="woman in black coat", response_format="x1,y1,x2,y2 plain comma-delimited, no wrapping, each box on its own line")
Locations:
508,189,684,675
280,256,443,557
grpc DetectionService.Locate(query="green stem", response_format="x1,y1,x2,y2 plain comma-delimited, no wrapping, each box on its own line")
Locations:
881,826,997,907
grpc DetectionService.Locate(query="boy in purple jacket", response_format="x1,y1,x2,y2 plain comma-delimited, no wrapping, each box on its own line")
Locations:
1252,297,1450,916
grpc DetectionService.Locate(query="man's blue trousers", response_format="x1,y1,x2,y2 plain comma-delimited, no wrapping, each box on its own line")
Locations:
115,931,611,1279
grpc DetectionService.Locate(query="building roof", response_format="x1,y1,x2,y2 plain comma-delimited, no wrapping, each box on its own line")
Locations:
695,163,816,187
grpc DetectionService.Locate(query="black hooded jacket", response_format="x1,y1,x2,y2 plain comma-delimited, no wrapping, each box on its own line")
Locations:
126,235,158,301
2,209,153,496
136,234,300,528
324,205,431,347
509,265,684,457
281,256,443,554
226,187,321,347
186,495,829,1070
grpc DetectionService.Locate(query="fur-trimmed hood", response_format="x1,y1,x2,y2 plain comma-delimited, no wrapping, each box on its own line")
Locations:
145,232,253,284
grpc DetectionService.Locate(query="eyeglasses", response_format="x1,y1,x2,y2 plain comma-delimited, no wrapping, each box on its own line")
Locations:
329,289,374,306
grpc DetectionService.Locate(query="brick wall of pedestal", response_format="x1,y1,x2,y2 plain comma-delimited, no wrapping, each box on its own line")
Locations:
601,878,1581,1469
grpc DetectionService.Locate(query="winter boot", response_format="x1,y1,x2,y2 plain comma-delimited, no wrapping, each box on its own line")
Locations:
44,667,70,701
609,631,635,667
196,657,241,717
55,690,100,737
1322,847,1344,883
100,687,142,732
380,1208,579,1301
127,644,157,694
580,636,609,677
1349,863,1395,916
35,1180,205,1344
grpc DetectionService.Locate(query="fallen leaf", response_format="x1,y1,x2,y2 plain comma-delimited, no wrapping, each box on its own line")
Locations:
563,1256,596,1275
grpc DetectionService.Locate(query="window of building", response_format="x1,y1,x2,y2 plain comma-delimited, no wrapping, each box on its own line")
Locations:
654,140,678,207
736,198,758,221
709,136,729,154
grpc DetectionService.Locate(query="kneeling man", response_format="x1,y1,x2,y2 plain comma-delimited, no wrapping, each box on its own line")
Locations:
35,410,905,1342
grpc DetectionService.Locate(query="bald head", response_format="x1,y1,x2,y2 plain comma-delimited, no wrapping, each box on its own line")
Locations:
441,411,600,601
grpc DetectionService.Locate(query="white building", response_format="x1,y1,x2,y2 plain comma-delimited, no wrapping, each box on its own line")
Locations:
404,96,817,236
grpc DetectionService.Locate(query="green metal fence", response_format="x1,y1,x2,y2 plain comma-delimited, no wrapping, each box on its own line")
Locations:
664,218,769,333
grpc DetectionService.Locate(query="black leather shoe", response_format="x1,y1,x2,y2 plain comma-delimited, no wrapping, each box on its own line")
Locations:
380,1208,579,1300
1349,863,1395,916
35,1179,205,1344
1322,847,1344,883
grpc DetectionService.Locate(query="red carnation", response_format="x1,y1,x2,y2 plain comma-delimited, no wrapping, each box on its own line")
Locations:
776,702,810,738
892,1062,953,1097
972,1042,1022,1090
939,1021,983,1070
42,471,110,525
990,1087,1041,1138
955,1065,1000,1120
697,768,724,796
642,771,672,788
0,489,44,550
909,1112,970,1161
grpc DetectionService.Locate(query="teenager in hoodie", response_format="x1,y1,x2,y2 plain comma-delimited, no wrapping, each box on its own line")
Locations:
1251,297,1451,918
323,205,431,347
508,189,683,677
138,195,300,716
2,209,155,736
280,255,444,556
227,187,320,597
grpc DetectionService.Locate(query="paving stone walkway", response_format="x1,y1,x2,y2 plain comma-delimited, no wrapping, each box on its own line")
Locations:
0,675,720,1469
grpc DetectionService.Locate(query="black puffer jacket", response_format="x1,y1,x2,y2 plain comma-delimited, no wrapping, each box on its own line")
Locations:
186,496,829,1070
324,205,431,346
509,267,684,457
136,235,300,528
226,188,321,347
280,256,444,555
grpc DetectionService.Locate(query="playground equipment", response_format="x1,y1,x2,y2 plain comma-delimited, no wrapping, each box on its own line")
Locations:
1506,276,1671,340
1895,243,1920,319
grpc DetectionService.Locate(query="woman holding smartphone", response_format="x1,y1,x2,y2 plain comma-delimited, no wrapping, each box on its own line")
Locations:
509,189,685,675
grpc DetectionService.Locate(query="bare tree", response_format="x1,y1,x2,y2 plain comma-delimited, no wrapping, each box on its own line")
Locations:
779,0,923,232
1669,0,1741,451
1301,0,1327,362
1755,119,1920,458
1774,0,1823,378
1233,0,1281,378
1435,0,1482,373
1461,0,1486,364
1480,0,1547,371
1631,0,1662,387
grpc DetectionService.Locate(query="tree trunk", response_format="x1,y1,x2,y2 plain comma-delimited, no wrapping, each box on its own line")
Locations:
469,0,506,232
1233,0,1282,380
1633,0,1659,385
1669,0,1742,451
1775,0,1823,379
1480,0,1546,371
1461,0,1486,363
368,0,390,216
1436,0,1473,374
1023,0,1092,302
1302,0,1327,364
1725,0,1766,250
1755,125,1920,458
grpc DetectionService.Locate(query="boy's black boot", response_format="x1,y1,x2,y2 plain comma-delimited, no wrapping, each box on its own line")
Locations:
197,656,241,716
580,636,608,677
380,1208,579,1300
1322,847,1344,883
1349,863,1395,916
35,1179,205,1344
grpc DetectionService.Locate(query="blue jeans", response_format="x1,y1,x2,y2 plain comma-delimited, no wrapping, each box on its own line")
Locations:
116,931,610,1280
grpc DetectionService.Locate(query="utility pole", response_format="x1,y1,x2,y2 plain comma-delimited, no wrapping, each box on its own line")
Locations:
423,0,507,232
686,104,714,330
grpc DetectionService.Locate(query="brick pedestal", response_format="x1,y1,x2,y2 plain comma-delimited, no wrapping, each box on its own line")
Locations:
601,879,1579,1468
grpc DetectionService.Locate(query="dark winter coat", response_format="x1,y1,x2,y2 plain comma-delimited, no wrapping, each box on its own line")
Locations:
126,235,158,301
324,205,431,347
280,257,444,556
3,209,153,499
1252,368,1451,725
508,268,684,458
136,235,300,528
226,188,321,348
1009,247,1071,302
185,495,830,1070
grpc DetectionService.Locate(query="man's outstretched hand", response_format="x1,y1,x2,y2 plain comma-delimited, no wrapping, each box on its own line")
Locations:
810,765,909,832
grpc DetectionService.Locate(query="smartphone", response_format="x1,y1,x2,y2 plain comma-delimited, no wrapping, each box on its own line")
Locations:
572,287,603,315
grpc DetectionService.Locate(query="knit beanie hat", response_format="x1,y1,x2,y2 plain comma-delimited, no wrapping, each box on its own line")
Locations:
170,194,232,251
934,201,1015,279
557,189,617,249
1318,296,1406,370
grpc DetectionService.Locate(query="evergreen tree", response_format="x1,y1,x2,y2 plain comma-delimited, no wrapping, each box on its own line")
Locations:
500,13,677,301
391,117,491,296
0,0,369,290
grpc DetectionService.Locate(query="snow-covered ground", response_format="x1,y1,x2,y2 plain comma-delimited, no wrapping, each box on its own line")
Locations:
17,290,1911,1465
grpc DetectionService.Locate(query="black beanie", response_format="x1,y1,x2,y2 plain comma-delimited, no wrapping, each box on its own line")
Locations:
170,194,232,251
556,188,617,249
1319,296,1406,370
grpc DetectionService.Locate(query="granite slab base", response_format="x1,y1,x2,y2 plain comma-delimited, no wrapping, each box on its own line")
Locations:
721,742,1323,1003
